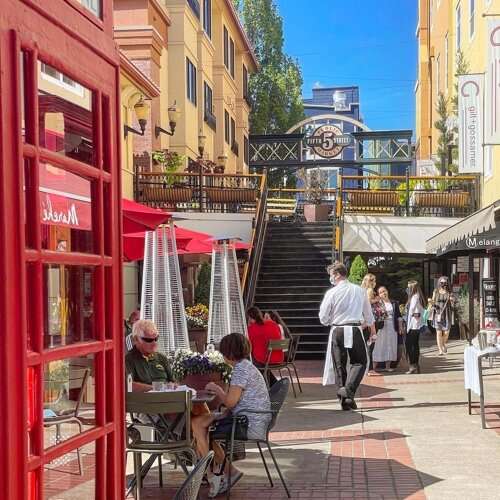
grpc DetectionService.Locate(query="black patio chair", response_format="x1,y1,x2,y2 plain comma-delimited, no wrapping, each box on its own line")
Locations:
126,391,197,500
44,368,90,475
210,377,291,499
172,451,214,500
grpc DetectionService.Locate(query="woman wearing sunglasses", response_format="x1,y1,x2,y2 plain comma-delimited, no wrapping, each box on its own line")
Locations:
430,277,457,356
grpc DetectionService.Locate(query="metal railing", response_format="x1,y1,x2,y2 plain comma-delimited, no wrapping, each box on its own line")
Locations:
135,172,263,213
242,174,268,308
340,174,479,218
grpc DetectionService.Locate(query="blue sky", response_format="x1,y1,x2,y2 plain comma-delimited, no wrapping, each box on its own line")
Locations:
275,0,418,133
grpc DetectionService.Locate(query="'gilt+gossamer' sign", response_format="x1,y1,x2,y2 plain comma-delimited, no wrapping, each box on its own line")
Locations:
485,20,500,145
458,74,483,173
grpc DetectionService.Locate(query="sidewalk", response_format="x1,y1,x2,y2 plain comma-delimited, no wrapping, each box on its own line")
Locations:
134,336,500,499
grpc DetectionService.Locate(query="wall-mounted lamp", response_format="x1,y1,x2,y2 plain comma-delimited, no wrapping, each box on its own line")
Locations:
198,130,207,158
124,97,149,138
155,101,181,138
217,153,228,169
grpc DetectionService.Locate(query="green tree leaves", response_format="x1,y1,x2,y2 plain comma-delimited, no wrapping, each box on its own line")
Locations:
348,255,368,285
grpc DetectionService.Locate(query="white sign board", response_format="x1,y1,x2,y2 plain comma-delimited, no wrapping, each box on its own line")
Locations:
458,74,483,173
485,20,500,145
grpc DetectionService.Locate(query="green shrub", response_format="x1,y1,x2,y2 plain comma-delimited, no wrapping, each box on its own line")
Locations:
348,255,368,285
195,262,211,306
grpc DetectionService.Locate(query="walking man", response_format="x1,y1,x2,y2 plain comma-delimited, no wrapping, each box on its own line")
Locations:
319,262,376,410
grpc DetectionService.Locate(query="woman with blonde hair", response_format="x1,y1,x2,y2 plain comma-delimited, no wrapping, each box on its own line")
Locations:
361,273,380,373
430,276,456,356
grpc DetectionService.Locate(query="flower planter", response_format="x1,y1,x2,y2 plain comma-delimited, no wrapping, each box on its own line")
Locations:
142,186,193,204
349,191,399,208
205,187,255,203
181,371,226,410
413,191,470,208
303,203,330,222
188,329,207,353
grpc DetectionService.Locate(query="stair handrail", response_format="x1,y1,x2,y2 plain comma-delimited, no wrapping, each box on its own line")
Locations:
332,174,344,263
242,173,268,309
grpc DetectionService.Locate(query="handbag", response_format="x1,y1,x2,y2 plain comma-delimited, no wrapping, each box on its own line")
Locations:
372,300,388,331
210,414,249,441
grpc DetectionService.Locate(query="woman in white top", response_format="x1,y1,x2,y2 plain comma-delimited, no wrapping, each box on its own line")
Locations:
405,280,426,374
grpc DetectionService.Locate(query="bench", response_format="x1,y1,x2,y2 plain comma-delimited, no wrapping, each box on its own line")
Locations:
267,198,298,219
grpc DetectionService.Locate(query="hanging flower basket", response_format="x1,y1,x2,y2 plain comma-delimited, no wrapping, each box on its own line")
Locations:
349,190,399,208
413,191,470,208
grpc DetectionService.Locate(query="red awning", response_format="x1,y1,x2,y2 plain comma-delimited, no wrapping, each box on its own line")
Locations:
122,198,171,234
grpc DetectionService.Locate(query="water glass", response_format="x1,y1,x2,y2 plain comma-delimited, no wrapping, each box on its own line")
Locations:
152,380,164,392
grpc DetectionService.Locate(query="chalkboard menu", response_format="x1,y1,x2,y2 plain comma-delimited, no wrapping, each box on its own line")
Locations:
482,278,499,321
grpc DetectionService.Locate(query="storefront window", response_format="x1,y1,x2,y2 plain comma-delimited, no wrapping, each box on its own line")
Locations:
43,265,95,349
44,441,95,498
43,355,95,449
38,62,94,166
40,163,94,253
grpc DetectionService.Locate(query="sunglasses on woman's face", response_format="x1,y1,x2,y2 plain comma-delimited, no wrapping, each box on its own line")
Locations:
439,282,448,286
141,336,159,343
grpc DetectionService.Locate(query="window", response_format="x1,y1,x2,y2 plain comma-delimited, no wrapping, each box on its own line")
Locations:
186,58,197,106
187,0,201,19
230,38,235,78
40,63,83,96
456,4,462,50
436,54,441,93
203,0,211,38
224,110,230,144
469,0,475,38
231,118,236,144
445,33,449,90
204,82,216,130
244,135,249,166
77,0,100,17
243,64,249,102
224,26,229,69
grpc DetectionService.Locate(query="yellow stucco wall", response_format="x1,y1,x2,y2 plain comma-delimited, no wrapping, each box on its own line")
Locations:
165,0,253,173
416,0,500,207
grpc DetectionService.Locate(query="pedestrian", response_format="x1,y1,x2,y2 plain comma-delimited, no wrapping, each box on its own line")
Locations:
361,273,384,375
372,286,403,372
320,262,376,411
405,280,426,374
429,276,457,356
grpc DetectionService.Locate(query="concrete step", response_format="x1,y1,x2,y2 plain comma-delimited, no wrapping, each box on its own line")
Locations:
255,300,321,310
256,285,328,294
258,279,329,287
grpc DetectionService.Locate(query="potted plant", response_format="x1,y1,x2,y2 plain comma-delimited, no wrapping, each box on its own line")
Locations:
171,349,232,409
186,303,209,352
298,168,330,222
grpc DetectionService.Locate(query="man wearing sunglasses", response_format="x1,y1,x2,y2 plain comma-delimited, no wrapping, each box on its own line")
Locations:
125,319,173,392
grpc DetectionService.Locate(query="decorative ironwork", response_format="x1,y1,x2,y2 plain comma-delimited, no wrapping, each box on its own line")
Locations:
249,134,303,167
352,130,412,164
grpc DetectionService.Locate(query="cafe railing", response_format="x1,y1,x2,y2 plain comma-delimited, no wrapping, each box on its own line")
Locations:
134,172,263,213
340,174,479,218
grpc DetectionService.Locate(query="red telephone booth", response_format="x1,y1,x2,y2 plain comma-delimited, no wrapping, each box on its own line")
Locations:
0,1,124,499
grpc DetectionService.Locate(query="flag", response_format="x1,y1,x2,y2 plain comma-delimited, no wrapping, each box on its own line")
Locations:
484,19,500,145
458,74,483,173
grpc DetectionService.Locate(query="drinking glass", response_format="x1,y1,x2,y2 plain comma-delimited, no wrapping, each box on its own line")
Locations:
152,380,164,392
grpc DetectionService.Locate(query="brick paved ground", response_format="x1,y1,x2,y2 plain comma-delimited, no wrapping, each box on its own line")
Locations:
47,336,500,499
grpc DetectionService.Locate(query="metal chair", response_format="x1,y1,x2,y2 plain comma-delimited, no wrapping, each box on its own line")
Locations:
262,338,302,398
43,368,90,475
126,391,197,500
172,451,214,500
210,378,291,499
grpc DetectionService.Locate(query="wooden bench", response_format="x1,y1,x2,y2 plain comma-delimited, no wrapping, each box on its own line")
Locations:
267,198,298,218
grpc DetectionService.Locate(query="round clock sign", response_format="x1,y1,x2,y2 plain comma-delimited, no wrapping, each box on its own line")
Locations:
306,124,352,158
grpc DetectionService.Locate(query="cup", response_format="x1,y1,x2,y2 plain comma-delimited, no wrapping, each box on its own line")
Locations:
152,380,164,392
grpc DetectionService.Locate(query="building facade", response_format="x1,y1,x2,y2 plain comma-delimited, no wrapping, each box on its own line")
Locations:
415,0,500,206
165,0,257,173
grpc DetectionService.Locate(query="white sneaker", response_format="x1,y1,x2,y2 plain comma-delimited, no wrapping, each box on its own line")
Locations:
208,474,225,498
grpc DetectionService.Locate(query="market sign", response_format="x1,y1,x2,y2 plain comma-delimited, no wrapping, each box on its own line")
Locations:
482,278,499,325
306,124,352,158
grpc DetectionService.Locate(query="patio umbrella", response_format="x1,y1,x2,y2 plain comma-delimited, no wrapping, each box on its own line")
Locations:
122,198,171,234
123,226,214,261
182,239,250,254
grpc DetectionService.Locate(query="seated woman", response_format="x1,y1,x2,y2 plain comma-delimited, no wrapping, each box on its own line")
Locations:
191,333,271,498
248,306,284,385
264,310,291,340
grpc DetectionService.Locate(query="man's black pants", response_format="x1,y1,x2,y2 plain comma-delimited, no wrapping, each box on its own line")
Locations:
331,326,367,398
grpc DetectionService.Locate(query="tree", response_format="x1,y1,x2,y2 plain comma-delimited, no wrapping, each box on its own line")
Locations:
434,93,455,175
195,262,211,306
233,0,305,187
348,255,368,285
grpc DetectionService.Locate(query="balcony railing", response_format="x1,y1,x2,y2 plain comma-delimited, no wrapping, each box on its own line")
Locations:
340,175,479,218
135,171,264,213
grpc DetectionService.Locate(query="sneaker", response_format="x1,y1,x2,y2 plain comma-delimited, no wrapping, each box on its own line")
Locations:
208,474,225,498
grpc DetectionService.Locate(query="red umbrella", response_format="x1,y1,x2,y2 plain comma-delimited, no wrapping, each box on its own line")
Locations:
182,239,250,254
122,198,171,234
123,226,214,261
